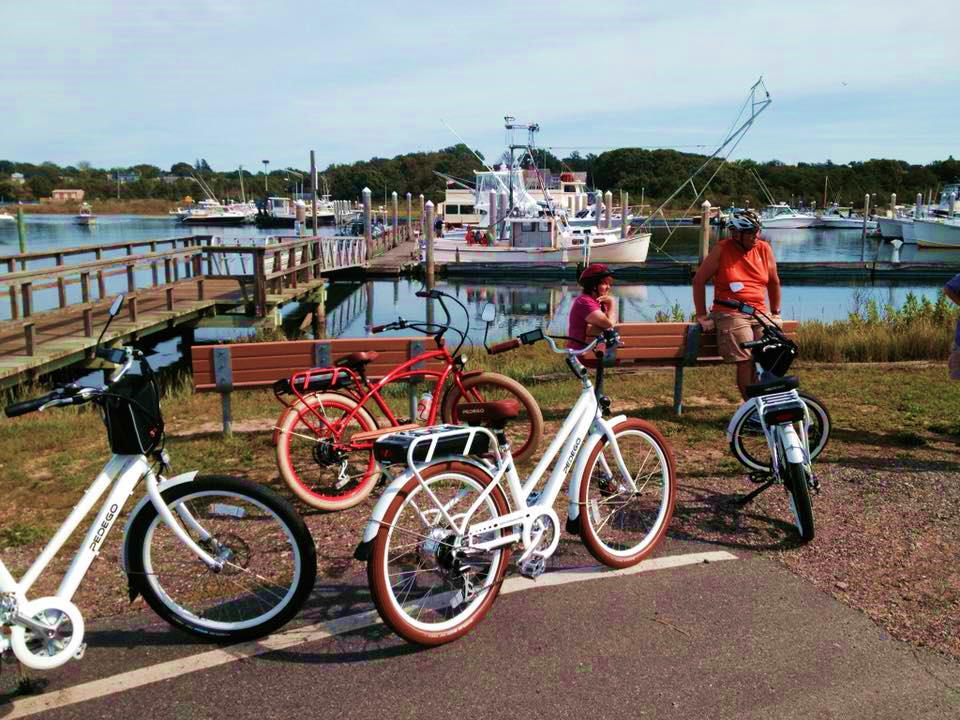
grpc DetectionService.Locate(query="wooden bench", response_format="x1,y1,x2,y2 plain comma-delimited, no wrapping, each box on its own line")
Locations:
190,336,446,433
609,321,799,415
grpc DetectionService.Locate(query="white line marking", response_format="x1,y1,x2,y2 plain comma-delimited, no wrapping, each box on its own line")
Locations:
5,550,735,718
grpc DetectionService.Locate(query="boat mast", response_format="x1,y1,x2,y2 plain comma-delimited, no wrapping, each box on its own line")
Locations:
504,116,539,214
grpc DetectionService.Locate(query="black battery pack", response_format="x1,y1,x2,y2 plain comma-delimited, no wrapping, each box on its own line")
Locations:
374,424,491,464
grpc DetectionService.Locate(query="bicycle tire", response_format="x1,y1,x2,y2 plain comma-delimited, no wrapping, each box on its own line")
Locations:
276,392,380,511
578,418,677,568
782,460,816,542
441,372,544,465
126,476,316,642
730,391,831,473
368,461,511,645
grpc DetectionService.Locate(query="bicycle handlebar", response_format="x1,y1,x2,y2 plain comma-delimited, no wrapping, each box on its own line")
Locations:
488,338,521,355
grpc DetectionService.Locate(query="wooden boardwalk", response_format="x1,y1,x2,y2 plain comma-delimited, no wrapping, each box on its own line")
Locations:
0,233,383,389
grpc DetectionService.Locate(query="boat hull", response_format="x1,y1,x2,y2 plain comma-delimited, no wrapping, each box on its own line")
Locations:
427,233,651,265
876,218,903,239
762,216,818,229
914,219,960,248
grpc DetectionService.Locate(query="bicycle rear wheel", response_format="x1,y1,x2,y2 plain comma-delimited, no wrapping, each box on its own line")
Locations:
276,392,380,511
441,372,543,465
368,461,511,645
731,391,830,473
126,476,316,642
578,418,676,569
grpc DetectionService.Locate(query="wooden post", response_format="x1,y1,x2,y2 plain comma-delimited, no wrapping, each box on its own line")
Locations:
419,193,425,237
362,187,372,248
489,190,497,243
861,193,870,259
700,200,712,262
916,193,923,220
621,191,629,239
16,206,27,255
56,252,66,308
150,241,159,285
405,192,412,241
310,150,318,237
498,190,508,240
425,200,435,289
890,192,896,219
604,190,613,229
392,191,398,247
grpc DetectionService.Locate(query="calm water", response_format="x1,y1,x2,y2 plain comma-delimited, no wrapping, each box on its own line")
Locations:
1,216,956,359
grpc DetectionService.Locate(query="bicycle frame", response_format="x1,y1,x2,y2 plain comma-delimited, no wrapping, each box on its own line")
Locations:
0,455,222,658
283,344,472,448
361,373,633,563
726,390,812,473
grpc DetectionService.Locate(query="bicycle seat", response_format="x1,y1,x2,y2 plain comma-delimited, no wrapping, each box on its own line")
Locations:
745,375,799,398
334,351,379,370
455,400,521,428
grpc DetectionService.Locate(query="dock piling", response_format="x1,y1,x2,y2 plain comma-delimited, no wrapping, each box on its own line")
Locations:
405,193,412,241
700,201,711,262
362,187,372,246
16,206,27,257
604,191,613,229
621,191,629,239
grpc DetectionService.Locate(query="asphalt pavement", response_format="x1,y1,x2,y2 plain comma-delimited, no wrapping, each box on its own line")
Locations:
2,536,958,720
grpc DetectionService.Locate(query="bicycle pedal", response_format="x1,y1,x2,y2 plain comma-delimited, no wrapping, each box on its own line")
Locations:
519,556,546,579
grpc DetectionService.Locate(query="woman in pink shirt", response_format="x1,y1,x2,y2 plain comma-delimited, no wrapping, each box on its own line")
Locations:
568,263,617,353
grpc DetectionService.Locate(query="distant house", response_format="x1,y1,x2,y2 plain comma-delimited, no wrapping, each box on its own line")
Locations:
108,172,139,184
51,189,85,202
10,173,25,185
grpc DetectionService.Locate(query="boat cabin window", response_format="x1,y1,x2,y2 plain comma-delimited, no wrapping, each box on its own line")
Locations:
460,205,474,215
446,204,459,214
563,185,577,193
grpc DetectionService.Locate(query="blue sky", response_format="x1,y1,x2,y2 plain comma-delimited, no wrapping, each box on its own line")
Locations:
4,0,956,173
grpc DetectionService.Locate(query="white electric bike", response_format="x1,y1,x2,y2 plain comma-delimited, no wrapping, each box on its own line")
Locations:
354,310,677,646
0,295,317,671
718,298,828,542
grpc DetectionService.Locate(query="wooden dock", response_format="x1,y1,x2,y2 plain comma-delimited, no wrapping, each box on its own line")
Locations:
0,233,378,389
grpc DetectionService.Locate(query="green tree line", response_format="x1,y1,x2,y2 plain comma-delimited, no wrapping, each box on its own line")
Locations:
2,149,957,211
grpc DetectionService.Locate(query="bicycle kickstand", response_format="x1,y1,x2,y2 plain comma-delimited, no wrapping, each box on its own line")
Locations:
729,478,777,507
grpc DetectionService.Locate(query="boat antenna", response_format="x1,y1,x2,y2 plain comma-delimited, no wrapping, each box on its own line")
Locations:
440,118,515,223
238,166,245,203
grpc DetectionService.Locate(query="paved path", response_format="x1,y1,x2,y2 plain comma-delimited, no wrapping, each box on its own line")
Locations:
3,537,958,719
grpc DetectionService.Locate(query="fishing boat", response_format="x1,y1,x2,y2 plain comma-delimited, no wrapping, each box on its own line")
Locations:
815,204,877,230
760,203,817,229
915,185,960,248
426,214,650,265
180,198,252,226
75,202,96,225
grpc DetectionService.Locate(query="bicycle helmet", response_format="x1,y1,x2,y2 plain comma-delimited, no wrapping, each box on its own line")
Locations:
727,209,761,232
578,262,614,287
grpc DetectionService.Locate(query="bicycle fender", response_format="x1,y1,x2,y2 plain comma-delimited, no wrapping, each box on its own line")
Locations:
567,415,626,522
121,471,199,577
778,425,806,465
727,401,756,442
354,457,495,560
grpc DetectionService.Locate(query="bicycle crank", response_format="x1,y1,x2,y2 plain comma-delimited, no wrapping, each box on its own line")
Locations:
9,598,85,670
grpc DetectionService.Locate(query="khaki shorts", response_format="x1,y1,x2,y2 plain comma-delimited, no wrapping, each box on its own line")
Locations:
950,342,960,381
714,313,762,363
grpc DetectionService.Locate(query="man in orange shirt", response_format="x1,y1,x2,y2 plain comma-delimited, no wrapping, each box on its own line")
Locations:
692,210,782,399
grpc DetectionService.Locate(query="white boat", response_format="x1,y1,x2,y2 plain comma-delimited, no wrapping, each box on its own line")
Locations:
0,211,14,222
180,198,252,226
760,203,817,229
75,203,96,225
256,195,336,228
816,204,877,230
426,215,650,265
914,217,960,248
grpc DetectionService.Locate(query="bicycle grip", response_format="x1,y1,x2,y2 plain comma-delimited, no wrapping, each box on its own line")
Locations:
371,324,388,333
488,338,521,355
4,395,51,418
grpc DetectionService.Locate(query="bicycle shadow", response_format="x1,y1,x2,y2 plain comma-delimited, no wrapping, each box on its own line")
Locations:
669,480,807,552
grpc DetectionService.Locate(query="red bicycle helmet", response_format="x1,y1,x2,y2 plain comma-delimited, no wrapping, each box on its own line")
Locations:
578,262,613,286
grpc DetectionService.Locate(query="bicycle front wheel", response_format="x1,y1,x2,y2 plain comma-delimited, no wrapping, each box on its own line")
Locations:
126,476,317,642
578,418,677,569
441,372,544,465
782,460,815,543
730,391,831,473
368,461,511,645
276,392,380,511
